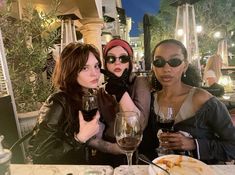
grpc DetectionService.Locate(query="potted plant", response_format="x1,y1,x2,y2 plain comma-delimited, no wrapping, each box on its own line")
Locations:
0,1,60,130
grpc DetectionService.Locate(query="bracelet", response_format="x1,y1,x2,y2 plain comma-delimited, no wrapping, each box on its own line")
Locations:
74,133,86,144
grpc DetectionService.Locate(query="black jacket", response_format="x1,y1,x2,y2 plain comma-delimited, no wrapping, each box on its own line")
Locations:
174,97,235,164
28,91,91,164
140,96,235,164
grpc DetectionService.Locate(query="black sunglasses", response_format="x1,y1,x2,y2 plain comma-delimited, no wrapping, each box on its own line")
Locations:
105,55,131,64
153,57,183,67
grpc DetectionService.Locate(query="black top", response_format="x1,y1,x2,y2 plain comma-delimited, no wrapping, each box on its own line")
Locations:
28,91,89,164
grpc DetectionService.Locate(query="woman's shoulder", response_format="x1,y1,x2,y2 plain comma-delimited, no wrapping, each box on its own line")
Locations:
131,74,151,88
46,91,69,105
38,91,70,124
192,87,213,108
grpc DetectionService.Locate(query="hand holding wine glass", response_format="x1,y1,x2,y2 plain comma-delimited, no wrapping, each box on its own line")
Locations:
76,111,100,143
156,106,175,156
114,111,142,174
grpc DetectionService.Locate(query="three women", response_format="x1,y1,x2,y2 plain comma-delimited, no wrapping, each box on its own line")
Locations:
29,38,235,166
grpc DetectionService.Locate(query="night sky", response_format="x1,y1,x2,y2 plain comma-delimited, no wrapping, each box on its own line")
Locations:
122,0,160,37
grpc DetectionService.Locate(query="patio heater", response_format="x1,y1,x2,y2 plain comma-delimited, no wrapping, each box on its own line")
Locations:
170,0,201,72
59,14,79,52
217,39,229,67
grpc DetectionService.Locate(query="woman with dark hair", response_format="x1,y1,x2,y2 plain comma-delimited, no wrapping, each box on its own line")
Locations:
144,39,235,164
101,38,151,129
28,42,121,164
96,38,151,166
152,63,202,91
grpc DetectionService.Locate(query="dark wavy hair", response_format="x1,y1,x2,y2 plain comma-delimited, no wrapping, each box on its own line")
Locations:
151,39,202,90
52,42,101,133
53,42,101,96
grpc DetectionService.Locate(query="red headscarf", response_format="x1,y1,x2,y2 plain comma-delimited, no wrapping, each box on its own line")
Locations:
103,38,133,57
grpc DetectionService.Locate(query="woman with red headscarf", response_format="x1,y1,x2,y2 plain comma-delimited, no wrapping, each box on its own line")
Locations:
94,38,151,167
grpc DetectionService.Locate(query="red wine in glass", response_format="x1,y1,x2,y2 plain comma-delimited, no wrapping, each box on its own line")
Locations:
81,94,98,122
117,136,142,152
156,106,175,155
114,111,143,175
156,106,175,131
157,119,175,132
81,108,98,122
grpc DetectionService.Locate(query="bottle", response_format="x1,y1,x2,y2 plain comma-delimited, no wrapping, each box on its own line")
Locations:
0,135,12,175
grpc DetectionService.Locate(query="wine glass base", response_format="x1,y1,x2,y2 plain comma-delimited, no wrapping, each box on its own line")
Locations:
156,147,173,157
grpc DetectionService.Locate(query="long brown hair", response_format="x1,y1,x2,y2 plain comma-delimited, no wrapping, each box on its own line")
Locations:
203,54,222,82
53,42,101,98
52,42,101,133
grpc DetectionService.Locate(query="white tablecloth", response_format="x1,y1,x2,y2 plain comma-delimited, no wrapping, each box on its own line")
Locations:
113,165,235,175
10,164,235,175
10,164,113,175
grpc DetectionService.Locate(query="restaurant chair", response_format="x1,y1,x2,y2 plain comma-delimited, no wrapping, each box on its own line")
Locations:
0,95,25,163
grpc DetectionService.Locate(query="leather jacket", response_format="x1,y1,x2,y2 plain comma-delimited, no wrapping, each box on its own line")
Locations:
140,95,235,164
28,91,92,164
28,74,151,166
174,97,235,164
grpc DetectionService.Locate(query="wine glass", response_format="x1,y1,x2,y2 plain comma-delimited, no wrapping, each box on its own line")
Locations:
114,111,142,174
156,106,175,156
81,94,98,122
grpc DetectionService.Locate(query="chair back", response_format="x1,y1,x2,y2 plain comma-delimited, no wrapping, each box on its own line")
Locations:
0,95,24,163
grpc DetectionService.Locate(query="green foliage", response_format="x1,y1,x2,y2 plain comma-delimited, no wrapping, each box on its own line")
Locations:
149,12,175,49
0,1,60,112
195,0,235,32
194,0,235,56
195,0,235,55
149,0,235,58
148,0,176,51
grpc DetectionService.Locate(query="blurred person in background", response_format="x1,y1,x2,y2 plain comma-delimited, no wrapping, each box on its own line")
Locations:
203,54,223,86
203,54,224,96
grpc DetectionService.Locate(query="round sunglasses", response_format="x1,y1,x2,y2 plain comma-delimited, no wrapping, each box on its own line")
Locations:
153,57,183,67
104,55,131,64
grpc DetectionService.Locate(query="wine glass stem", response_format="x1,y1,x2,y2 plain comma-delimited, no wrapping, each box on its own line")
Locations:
126,152,133,166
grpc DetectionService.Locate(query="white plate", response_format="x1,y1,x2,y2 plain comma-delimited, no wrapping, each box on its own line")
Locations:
148,154,216,175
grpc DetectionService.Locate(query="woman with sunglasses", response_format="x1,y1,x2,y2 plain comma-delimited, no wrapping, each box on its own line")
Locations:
149,39,235,164
95,38,151,167
28,42,122,164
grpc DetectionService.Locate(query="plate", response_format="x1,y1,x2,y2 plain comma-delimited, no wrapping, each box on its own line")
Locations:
148,155,216,175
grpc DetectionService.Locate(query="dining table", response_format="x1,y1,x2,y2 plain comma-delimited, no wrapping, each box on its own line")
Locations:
10,164,235,175
113,165,235,175
10,164,114,175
